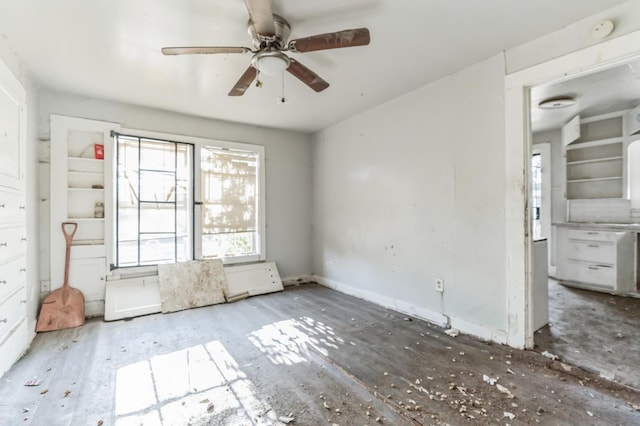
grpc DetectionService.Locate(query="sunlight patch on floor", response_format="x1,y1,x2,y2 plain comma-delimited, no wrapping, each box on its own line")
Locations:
248,317,344,366
114,340,278,425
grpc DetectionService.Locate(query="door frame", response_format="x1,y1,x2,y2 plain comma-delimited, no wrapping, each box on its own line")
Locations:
505,30,640,349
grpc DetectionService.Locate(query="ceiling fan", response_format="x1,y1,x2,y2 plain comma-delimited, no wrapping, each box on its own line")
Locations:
162,0,371,96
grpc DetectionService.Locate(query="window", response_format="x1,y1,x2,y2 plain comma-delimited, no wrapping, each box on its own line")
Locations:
113,131,265,269
201,147,260,259
115,134,194,267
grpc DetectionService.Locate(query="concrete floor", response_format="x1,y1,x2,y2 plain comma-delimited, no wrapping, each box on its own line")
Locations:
535,279,640,390
1,283,639,425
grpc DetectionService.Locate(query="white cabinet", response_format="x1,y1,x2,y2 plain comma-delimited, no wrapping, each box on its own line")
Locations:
49,115,119,317
0,58,29,378
624,104,640,137
556,226,635,293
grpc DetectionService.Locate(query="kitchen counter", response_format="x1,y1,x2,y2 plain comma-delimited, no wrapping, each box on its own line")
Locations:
553,222,640,231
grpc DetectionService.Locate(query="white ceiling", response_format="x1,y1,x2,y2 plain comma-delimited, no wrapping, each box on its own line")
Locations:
0,0,629,132
532,60,640,132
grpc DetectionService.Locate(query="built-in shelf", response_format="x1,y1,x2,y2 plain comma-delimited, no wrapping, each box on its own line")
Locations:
67,187,104,192
566,156,623,165
68,156,103,163
67,217,105,221
567,176,623,183
68,170,103,176
564,114,625,200
72,239,105,246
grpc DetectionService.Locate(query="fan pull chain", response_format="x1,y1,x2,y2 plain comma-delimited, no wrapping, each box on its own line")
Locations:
255,70,263,88
279,72,286,104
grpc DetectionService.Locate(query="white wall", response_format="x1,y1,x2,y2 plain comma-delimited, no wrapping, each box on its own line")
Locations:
0,38,40,332
38,90,313,282
312,54,507,340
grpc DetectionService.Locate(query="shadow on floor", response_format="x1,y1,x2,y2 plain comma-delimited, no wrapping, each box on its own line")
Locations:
535,279,640,389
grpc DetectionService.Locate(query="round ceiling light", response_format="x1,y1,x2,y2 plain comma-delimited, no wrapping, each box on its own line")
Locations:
538,97,576,109
252,51,290,76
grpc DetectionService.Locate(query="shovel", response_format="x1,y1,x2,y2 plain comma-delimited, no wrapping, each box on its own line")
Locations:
36,222,85,332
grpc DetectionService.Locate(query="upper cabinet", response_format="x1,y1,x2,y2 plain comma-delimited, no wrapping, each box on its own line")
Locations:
0,63,26,191
563,112,624,200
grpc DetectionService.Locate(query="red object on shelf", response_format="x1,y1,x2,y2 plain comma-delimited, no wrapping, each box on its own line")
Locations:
94,144,104,159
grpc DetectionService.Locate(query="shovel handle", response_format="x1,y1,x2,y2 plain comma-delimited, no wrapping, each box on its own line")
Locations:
61,222,77,291
61,222,78,245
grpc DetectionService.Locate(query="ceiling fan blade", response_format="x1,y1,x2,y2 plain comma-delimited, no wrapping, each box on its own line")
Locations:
162,46,251,55
228,66,258,96
244,0,276,38
286,58,329,92
289,28,370,52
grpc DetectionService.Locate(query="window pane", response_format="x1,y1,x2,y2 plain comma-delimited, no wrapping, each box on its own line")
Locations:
139,203,176,233
139,171,176,202
139,139,176,171
201,147,258,258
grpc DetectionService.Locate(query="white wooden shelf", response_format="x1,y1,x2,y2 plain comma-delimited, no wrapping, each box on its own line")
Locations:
67,187,104,192
565,137,623,150
566,156,623,165
567,176,622,183
66,217,105,222
68,170,103,176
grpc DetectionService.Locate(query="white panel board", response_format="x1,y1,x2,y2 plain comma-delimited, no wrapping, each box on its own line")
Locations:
224,262,283,297
104,276,161,321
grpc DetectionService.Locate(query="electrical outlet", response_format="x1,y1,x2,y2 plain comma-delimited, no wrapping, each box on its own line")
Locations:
435,278,444,293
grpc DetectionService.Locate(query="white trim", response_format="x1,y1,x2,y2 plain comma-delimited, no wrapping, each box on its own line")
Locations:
505,29,640,349
448,315,508,344
313,275,448,327
313,275,508,343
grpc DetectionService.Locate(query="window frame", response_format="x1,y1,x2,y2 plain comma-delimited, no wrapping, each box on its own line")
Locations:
108,128,266,274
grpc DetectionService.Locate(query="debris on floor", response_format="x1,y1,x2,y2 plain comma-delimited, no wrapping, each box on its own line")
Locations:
541,350,558,360
23,378,42,387
482,375,498,385
444,328,460,337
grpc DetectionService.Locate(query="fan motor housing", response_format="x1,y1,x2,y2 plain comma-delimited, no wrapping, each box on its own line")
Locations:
248,14,291,50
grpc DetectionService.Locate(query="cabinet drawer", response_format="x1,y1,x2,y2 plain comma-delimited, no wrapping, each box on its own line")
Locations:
566,229,620,242
0,191,25,225
565,240,615,264
0,227,27,263
563,260,615,288
0,286,27,344
0,256,26,303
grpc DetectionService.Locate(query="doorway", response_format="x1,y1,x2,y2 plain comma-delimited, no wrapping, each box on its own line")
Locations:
524,50,640,388
504,28,640,351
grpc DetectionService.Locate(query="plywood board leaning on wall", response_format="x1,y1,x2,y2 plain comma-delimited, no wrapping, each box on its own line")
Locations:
158,259,227,313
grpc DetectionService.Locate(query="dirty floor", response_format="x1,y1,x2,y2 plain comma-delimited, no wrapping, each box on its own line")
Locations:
0,283,639,425
535,279,640,390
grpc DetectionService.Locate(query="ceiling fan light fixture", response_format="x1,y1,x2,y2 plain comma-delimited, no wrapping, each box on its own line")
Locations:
538,97,576,109
252,51,290,76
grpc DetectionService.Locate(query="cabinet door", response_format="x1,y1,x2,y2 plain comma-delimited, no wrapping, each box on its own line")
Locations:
625,104,640,136
561,115,580,146
66,256,106,317
0,62,26,191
